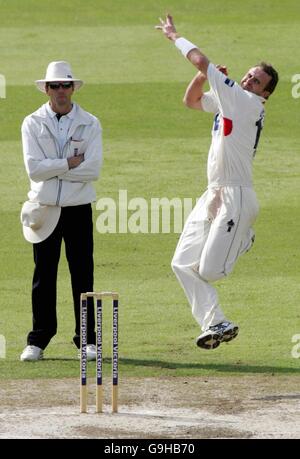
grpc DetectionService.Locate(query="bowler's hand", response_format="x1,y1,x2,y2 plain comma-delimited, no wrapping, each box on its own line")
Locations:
216,65,228,76
67,153,84,169
155,14,179,41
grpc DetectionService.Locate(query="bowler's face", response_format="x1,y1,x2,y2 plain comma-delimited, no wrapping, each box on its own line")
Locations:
240,67,271,98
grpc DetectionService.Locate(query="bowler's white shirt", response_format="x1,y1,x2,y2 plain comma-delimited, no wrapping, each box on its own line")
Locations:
201,63,266,188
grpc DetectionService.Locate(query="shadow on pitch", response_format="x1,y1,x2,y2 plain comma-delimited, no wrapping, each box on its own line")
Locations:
39,357,300,374
112,357,300,375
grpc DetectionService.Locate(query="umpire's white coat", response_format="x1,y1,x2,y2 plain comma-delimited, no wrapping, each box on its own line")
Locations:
21,102,102,207
172,64,265,331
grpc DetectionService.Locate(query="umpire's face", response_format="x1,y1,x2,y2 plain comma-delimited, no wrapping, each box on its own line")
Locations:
45,81,74,111
241,67,271,99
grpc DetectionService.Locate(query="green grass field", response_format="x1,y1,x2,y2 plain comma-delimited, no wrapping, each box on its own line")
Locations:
0,0,299,380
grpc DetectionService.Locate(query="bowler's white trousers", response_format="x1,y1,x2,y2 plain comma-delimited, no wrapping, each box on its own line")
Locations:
171,186,259,331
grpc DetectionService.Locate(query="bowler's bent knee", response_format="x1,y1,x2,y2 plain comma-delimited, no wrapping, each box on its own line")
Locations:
198,265,225,283
171,258,201,279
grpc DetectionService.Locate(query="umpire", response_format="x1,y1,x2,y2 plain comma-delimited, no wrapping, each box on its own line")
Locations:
20,61,102,361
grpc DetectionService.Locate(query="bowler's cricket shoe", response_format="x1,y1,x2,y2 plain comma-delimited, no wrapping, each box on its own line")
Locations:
196,321,239,350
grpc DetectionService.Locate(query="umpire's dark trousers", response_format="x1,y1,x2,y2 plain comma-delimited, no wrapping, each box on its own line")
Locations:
27,204,96,350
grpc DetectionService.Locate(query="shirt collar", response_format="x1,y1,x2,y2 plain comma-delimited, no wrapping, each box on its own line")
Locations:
46,102,76,119
244,90,266,105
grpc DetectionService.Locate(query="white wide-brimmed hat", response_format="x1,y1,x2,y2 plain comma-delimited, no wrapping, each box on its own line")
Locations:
20,201,61,243
35,61,83,93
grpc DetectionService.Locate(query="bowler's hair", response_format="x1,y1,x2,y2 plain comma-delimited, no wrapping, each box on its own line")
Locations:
257,62,279,97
